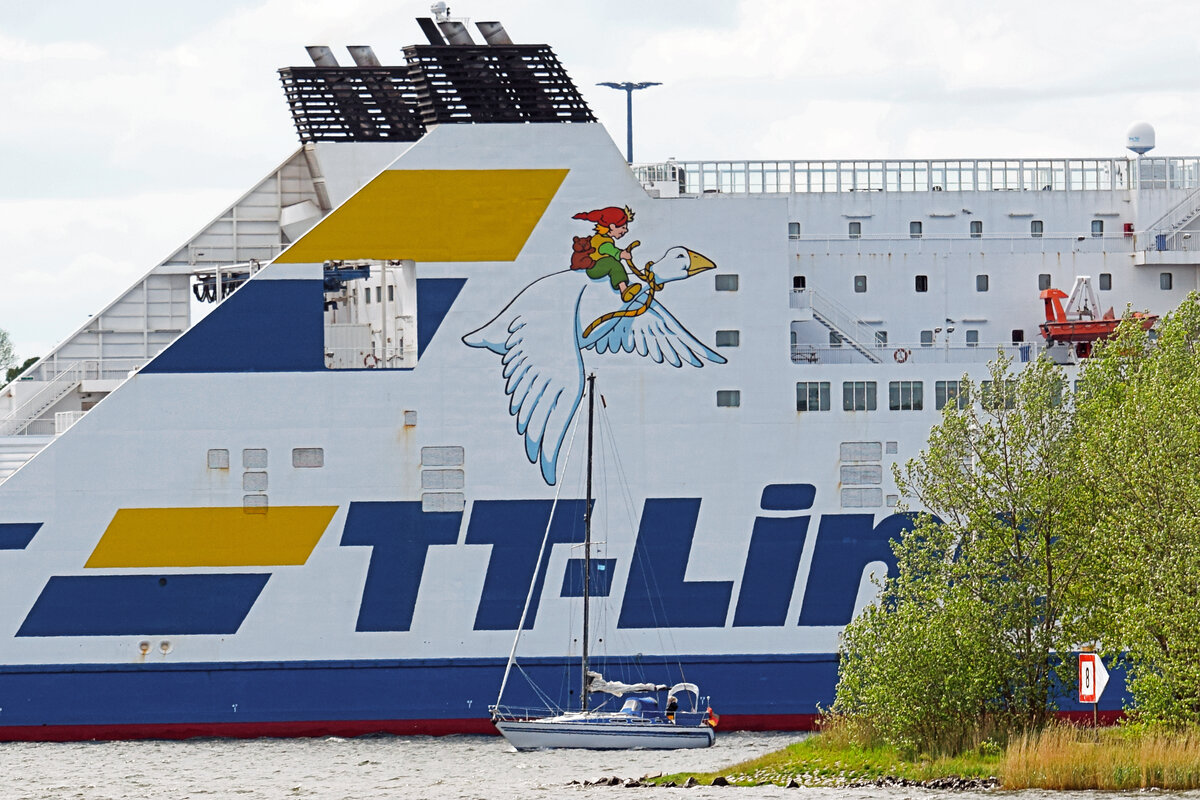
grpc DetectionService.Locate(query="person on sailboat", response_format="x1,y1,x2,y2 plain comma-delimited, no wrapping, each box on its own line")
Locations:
665,695,678,723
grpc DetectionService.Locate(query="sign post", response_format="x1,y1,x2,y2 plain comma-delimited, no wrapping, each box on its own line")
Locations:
1078,653,1110,726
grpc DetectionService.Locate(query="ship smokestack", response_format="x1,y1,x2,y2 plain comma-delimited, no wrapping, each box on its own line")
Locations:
347,46,382,67
437,20,476,45
475,21,513,45
305,46,339,67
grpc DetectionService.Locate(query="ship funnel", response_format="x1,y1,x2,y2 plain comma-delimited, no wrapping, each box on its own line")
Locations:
437,20,476,45
305,46,340,67
347,46,382,67
416,17,447,45
476,21,513,45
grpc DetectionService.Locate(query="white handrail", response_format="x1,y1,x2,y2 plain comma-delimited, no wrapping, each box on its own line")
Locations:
0,362,84,436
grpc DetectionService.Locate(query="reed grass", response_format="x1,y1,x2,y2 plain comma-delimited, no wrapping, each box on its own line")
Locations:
1002,724,1200,790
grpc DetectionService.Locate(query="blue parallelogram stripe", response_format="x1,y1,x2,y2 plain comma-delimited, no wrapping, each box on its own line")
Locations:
16,574,271,637
0,523,42,550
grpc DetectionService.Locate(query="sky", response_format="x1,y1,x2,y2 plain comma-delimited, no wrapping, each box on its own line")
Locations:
2,0,1199,361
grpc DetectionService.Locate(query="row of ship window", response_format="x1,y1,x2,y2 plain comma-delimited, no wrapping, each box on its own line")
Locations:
788,220,1106,239
785,380,1017,412
792,271,1176,294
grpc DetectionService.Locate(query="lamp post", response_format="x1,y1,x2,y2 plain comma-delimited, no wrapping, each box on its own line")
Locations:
597,81,661,164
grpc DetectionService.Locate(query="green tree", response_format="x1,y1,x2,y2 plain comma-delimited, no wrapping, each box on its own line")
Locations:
6,356,37,385
0,327,12,374
1073,294,1200,726
834,354,1097,754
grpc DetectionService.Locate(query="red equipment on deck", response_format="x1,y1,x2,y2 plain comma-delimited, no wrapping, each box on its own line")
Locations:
1038,277,1156,357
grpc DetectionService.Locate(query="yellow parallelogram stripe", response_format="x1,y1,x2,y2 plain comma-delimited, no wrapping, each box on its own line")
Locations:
275,168,568,263
85,506,339,568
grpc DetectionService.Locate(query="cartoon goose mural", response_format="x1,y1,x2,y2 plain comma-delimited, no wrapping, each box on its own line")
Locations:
463,207,726,485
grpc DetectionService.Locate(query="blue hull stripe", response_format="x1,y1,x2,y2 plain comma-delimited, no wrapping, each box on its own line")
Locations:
16,574,271,637
0,523,41,550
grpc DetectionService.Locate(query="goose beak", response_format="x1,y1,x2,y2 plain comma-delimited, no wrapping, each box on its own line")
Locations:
685,250,716,275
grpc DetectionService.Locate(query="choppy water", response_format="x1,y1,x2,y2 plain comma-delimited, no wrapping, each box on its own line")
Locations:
0,732,1194,799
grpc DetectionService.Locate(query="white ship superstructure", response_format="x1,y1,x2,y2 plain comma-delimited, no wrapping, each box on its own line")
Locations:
0,15,1194,740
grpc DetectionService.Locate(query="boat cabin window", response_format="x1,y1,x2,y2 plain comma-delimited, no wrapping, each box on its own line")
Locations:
935,380,969,410
920,330,934,347
796,381,831,411
715,274,739,292
1031,220,1044,238
915,275,928,292
716,390,741,407
848,221,862,239
854,275,867,293
842,381,877,411
1091,220,1104,238
982,380,1018,410
1038,274,1051,291
829,332,843,348
889,381,924,411
976,275,989,292
1099,273,1112,290
1011,329,1025,344
970,220,983,238
875,330,888,346
792,275,806,289
1161,272,1173,290
909,221,922,238
788,222,802,239
966,330,979,347
715,330,740,347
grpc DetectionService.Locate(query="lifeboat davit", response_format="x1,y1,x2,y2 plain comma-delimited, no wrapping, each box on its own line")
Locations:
1038,277,1156,357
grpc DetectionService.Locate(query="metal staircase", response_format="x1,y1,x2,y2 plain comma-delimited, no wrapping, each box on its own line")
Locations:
790,289,883,363
1146,184,1200,250
0,363,83,436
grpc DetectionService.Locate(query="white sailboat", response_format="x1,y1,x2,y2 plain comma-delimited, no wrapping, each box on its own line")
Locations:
490,374,717,750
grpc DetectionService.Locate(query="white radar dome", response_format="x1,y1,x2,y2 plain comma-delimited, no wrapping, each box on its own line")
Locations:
1126,122,1156,155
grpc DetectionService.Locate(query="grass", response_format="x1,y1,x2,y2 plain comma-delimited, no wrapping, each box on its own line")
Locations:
649,720,1200,789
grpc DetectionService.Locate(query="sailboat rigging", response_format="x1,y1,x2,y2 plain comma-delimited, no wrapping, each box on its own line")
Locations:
490,373,717,750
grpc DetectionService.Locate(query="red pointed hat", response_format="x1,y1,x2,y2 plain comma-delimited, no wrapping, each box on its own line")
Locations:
573,206,633,227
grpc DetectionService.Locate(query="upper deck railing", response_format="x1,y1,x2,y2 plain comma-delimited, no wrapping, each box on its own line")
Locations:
635,157,1200,195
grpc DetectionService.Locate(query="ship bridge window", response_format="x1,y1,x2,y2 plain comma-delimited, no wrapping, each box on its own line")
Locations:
796,381,831,411
715,330,740,347
970,220,983,238
1099,273,1112,290
966,329,979,347
1038,274,1051,291
1161,272,1173,290
717,390,741,407
889,381,924,411
1031,220,1044,238
935,380,969,410
976,275,989,292
915,275,928,292
324,260,418,370
715,274,739,292
849,221,862,239
788,222,802,239
842,381,877,411
1091,220,1104,237
909,221,923,238
854,275,867,293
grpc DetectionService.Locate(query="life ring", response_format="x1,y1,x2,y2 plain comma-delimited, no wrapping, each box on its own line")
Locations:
363,353,380,368
893,348,910,363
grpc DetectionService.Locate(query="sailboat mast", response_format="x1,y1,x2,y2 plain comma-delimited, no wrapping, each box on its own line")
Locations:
582,373,594,713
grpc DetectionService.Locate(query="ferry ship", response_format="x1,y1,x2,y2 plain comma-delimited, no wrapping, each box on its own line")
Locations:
0,14,1189,741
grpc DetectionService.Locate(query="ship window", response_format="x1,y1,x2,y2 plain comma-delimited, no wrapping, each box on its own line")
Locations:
790,330,797,345
829,332,843,348
976,274,989,292
292,448,324,468
841,465,882,484
243,449,268,469
423,492,465,512
886,441,898,454
1031,220,1044,238
842,381,877,411
243,471,268,491
875,330,888,346
970,220,983,238
966,329,979,347
854,275,867,293
889,380,924,411
848,221,862,239
915,275,928,292
422,446,464,467
886,494,898,507
841,441,882,461
1038,274,1051,291
935,380,969,410
1012,329,1025,343
243,495,268,512
793,275,806,289
376,286,382,302
1161,272,1173,290
207,449,230,470
715,274,739,291
717,390,741,407
715,330,740,347
920,330,934,347
982,380,1018,409
1099,273,1112,290
388,285,394,302
364,287,371,304
841,488,882,508
1091,220,1104,237
909,221,922,238
796,381,831,411
421,469,465,490
788,222,802,239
